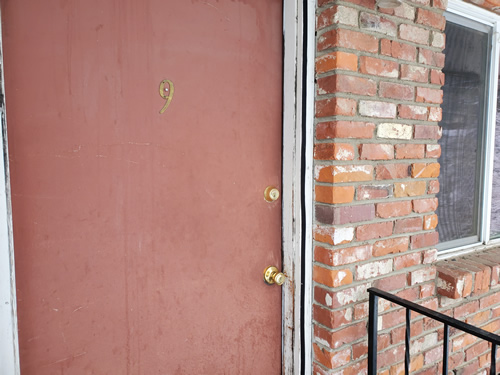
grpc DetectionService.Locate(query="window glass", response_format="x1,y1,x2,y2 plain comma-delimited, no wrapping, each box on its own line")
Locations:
437,20,490,246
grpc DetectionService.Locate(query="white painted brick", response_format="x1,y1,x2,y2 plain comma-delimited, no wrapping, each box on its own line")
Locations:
431,31,445,49
359,101,397,119
334,6,359,27
377,123,412,140
356,259,393,280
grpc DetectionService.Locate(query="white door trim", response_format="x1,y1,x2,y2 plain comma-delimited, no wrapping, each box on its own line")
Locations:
282,0,315,373
0,7,20,373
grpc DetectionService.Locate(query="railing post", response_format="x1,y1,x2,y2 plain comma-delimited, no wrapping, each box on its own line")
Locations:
405,308,411,375
368,290,379,375
491,343,497,375
443,324,449,375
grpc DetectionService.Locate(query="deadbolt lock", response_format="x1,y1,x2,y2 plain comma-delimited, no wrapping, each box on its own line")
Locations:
263,266,286,286
264,186,280,202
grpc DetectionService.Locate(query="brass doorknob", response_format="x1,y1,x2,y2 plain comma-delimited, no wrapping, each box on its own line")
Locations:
263,266,286,285
264,186,280,202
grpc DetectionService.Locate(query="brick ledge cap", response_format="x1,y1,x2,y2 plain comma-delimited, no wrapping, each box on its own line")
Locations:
436,248,500,299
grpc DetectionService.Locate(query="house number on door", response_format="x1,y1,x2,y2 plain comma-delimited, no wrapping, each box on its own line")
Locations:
159,79,174,114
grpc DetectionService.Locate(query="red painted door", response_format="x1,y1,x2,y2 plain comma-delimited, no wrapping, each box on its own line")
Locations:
2,1,283,373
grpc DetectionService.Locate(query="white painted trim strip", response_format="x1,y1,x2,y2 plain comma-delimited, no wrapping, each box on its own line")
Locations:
282,0,302,373
303,0,315,374
0,7,20,371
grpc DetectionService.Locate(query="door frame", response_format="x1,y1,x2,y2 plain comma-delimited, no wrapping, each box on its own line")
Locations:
0,1,316,374
0,5,20,373
282,0,315,374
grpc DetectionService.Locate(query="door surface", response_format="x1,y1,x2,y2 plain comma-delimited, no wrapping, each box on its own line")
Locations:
1,1,283,373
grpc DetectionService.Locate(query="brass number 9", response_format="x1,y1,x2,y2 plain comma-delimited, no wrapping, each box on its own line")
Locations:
159,79,174,114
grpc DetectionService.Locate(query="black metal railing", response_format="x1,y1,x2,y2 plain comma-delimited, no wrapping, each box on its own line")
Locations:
368,287,500,375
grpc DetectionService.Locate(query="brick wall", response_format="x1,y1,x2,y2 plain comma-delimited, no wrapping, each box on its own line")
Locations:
312,0,500,374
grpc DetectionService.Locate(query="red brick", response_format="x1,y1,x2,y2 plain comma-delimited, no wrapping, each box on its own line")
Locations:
313,304,352,329
466,310,490,326
316,97,357,117
314,143,355,161
378,345,405,369
316,121,375,139
354,302,369,320
433,0,447,9
376,200,412,218
399,24,430,45
400,64,428,83
380,82,414,100
420,283,435,298
316,51,358,74
451,259,490,295
428,107,442,122
481,318,500,334
318,28,378,53
352,341,368,360
423,214,438,230
398,104,428,120
314,225,354,246
394,216,423,233
381,39,417,61
427,180,439,194
316,165,373,183
418,48,445,68
359,144,394,160
360,12,397,37
372,273,407,291
416,87,443,104
430,69,445,85
425,144,441,158
422,249,437,264
380,308,405,330
373,237,409,256
395,144,425,159
424,346,442,366
314,244,372,266
416,8,446,30
411,162,440,178
317,5,358,29
313,265,353,287
313,343,351,370
394,181,426,197
413,198,438,213
314,322,366,350
333,204,375,224
357,184,391,200
315,185,355,204
375,163,410,180
317,74,377,96
394,252,421,270
313,363,329,375
414,125,442,139
357,221,393,241
454,301,479,318
410,232,439,249
360,56,398,78
437,265,473,299
408,267,436,285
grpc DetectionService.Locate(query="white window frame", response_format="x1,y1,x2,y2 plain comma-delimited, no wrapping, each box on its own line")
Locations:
438,0,500,259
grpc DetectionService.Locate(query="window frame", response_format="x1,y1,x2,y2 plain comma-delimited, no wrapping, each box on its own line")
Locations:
438,0,500,259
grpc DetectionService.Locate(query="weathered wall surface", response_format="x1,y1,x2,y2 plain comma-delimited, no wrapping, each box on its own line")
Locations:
313,0,500,373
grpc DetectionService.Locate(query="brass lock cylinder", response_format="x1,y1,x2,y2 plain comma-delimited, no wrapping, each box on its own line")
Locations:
264,186,280,202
